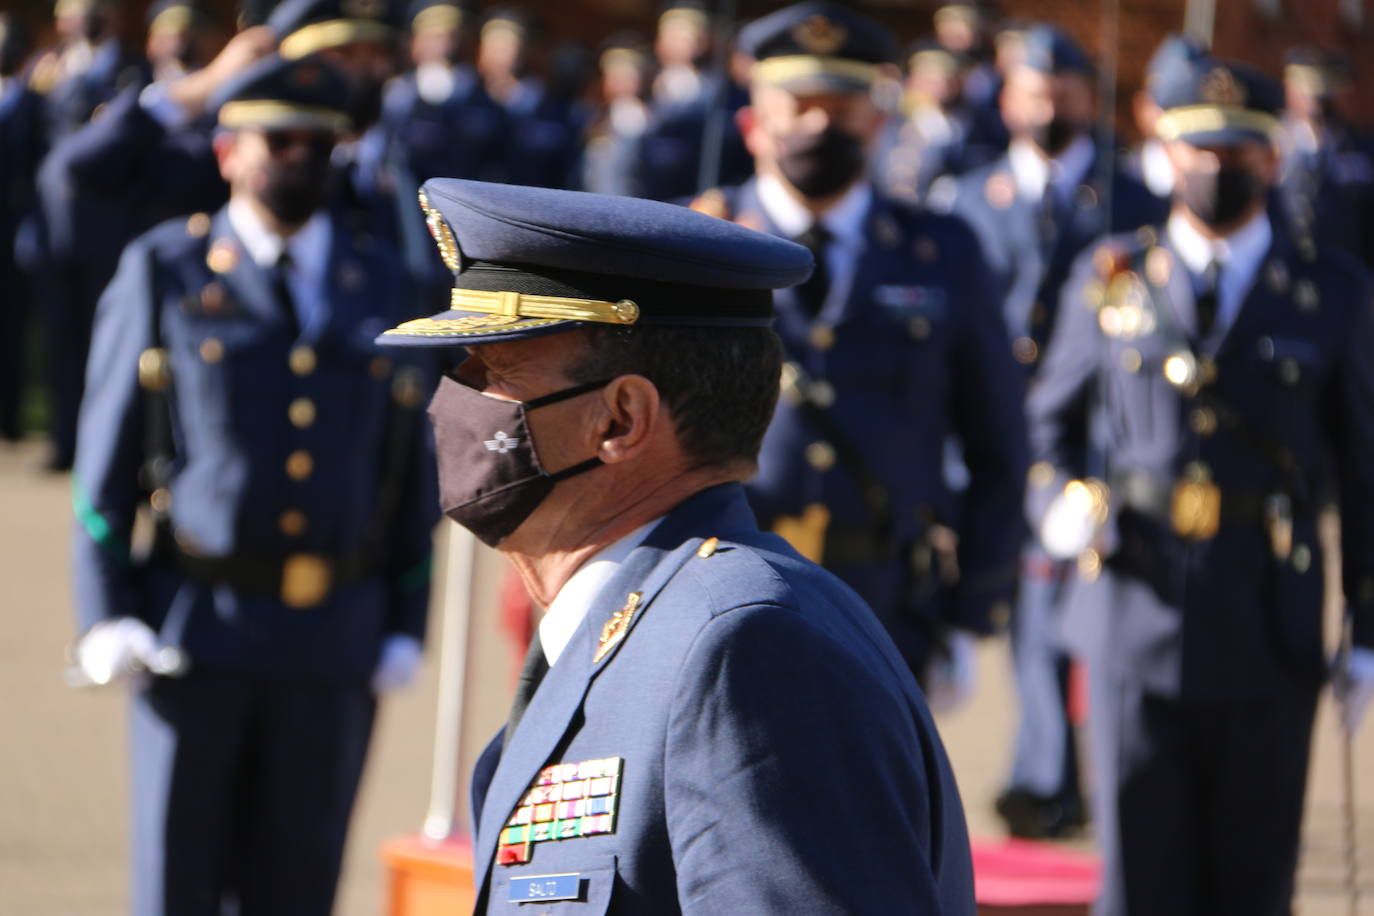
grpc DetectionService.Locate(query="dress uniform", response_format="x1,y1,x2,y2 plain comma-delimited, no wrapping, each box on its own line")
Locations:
378,176,976,914
1031,58,1374,915
70,55,437,915
933,24,1168,837
1275,47,1374,270
710,3,1027,697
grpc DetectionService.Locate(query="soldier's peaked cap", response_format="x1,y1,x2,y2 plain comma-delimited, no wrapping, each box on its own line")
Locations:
269,0,401,59
378,179,814,347
211,53,353,132
1154,56,1283,146
739,2,898,93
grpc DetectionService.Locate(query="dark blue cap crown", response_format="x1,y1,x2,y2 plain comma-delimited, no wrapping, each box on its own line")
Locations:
1145,33,1207,101
1019,24,1094,77
1154,56,1283,146
407,0,471,32
378,179,813,347
212,52,353,132
739,2,898,93
269,0,401,59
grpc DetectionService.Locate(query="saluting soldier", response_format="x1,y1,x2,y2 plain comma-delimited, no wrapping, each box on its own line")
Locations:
69,54,437,915
376,176,976,913
698,2,1028,709
932,24,1166,839
1031,56,1374,915
1275,46,1374,270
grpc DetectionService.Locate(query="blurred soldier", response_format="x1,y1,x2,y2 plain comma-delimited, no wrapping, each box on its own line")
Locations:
933,24,1166,839
69,54,436,915
34,0,218,471
474,7,582,189
381,0,504,186
143,0,217,85
875,39,1006,205
377,176,975,914
30,0,138,144
1276,46,1374,269
1031,55,1374,915
0,15,43,442
933,0,1000,117
581,33,653,197
1122,34,1208,205
702,2,1027,710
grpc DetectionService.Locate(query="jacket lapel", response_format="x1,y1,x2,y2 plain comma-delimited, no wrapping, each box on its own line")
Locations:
207,209,287,328
1213,232,1285,358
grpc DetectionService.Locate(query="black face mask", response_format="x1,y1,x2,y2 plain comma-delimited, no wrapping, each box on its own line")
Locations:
1177,164,1265,229
427,375,611,547
258,147,333,225
1029,116,1082,157
776,126,866,199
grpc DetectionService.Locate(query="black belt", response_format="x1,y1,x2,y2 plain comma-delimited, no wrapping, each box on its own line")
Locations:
157,527,375,609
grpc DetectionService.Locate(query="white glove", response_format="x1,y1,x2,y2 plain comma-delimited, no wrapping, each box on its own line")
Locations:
1040,479,1109,561
923,631,978,715
75,617,160,686
1333,645,1374,734
371,635,424,694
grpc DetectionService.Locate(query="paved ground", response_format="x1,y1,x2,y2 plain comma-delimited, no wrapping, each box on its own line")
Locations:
2,436,1372,914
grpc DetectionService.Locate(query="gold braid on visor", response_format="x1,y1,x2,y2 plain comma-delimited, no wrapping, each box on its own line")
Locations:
1156,104,1279,142
218,100,351,132
279,19,395,59
751,55,877,87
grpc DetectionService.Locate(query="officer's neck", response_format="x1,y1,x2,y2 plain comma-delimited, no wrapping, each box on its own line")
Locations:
501,462,750,607
1174,199,1267,242
768,164,865,220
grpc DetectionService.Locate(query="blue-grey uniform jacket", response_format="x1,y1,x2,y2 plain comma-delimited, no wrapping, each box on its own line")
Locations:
71,207,437,680
469,483,976,914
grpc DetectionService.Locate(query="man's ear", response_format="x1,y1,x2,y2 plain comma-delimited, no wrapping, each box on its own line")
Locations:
212,129,237,183
596,374,660,464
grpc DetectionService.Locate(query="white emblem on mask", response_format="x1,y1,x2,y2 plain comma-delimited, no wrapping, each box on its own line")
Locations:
485,431,522,453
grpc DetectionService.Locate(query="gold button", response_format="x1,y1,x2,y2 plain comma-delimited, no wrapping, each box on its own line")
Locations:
809,380,835,408
809,324,836,351
368,356,392,380
1279,358,1301,385
990,601,1011,632
279,509,308,537
696,537,719,558
289,346,317,376
1292,544,1312,574
150,488,172,513
1189,407,1217,436
908,316,931,340
285,450,314,481
199,337,224,364
805,441,837,471
1012,336,1039,365
206,239,239,274
288,397,316,429
1029,460,1056,489
1119,347,1142,373
185,212,211,238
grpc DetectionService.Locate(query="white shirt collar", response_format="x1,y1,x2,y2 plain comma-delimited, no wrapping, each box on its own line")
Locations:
538,518,664,666
1007,134,1094,202
1140,139,1175,198
227,197,331,272
1166,207,1272,281
755,172,872,244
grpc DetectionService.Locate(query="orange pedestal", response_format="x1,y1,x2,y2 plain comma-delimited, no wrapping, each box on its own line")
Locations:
381,834,477,916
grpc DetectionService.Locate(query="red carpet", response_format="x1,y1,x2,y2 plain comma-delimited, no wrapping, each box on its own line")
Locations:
973,838,1100,911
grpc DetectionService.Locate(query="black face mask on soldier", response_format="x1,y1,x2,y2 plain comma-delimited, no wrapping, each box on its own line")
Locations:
1029,115,1083,157
776,126,866,198
257,133,334,225
1177,163,1266,229
426,375,612,547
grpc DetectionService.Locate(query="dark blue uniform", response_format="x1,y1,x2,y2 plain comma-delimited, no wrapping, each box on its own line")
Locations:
721,179,1028,671
72,204,437,915
0,64,45,440
1276,116,1374,270
1033,214,1374,914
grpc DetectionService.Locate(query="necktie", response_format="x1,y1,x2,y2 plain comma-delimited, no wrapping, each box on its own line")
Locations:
793,223,832,318
505,629,550,742
1195,259,1222,342
272,250,302,339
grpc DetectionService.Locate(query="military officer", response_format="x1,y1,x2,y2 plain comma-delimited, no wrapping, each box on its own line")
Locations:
700,2,1027,707
69,54,437,915
1275,46,1374,269
377,175,976,913
581,33,654,197
1122,33,1208,205
932,24,1166,838
1031,56,1374,915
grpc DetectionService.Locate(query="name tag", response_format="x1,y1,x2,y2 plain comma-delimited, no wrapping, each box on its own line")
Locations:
507,873,584,903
